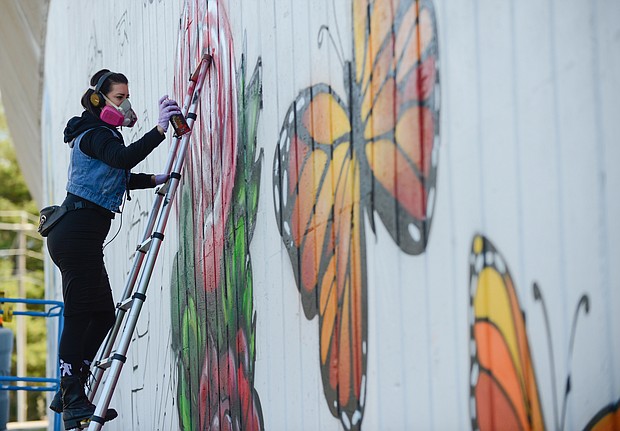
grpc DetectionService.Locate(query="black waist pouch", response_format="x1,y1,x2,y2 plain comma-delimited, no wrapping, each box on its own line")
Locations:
38,201,99,237
38,205,68,237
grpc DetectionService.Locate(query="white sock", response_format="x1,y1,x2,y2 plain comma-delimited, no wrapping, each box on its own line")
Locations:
59,359,73,377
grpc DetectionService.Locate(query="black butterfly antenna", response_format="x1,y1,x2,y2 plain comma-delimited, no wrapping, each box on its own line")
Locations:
318,25,344,68
533,282,560,431
560,293,590,431
533,282,590,431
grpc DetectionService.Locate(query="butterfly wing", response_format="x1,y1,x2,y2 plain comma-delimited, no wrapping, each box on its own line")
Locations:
273,84,367,429
583,400,620,431
353,0,441,255
469,235,546,431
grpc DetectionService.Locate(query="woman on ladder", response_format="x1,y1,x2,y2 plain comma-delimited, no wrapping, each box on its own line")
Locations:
46,69,181,430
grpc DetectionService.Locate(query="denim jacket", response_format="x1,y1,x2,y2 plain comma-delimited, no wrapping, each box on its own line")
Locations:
66,128,127,212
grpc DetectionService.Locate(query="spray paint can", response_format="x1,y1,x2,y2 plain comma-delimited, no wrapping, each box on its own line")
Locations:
169,113,191,136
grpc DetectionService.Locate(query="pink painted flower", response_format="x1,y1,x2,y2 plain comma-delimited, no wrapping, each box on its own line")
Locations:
198,330,262,431
174,3,263,430
174,0,238,294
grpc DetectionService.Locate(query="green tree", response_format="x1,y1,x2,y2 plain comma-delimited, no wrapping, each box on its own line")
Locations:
0,96,47,422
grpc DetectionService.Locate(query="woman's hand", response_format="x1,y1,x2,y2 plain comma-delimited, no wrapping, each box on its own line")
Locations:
157,95,182,134
152,174,170,186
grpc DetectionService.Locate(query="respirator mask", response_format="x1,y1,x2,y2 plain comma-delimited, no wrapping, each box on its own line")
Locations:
99,94,138,127
89,71,138,127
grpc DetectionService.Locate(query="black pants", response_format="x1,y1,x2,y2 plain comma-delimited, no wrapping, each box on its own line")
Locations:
47,207,116,370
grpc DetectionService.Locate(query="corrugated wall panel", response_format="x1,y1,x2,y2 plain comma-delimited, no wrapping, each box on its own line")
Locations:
41,1,620,430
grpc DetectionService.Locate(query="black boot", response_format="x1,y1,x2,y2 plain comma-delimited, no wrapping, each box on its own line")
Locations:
50,366,90,413
49,386,63,413
61,375,94,429
60,376,118,429
51,367,118,423
49,388,62,413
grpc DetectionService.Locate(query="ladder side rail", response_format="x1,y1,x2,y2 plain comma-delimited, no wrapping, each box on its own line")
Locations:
87,55,211,431
88,77,202,400
88,113,198,430
107,75,199,307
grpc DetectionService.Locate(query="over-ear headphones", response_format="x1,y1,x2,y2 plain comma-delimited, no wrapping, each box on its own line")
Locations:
89,71,114,107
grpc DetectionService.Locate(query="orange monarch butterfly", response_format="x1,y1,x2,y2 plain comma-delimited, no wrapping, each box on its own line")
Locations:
273,0,440,428
469,234,620,431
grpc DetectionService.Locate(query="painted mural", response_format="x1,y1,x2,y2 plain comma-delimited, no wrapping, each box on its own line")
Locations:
272,0,440,429
468,235,620,431
170,1,264,430
31,0,620,429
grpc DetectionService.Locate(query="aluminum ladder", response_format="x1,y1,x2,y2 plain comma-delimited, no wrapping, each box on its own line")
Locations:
84,54,212,431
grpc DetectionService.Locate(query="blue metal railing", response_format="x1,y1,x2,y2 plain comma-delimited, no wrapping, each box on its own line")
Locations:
0,297,64,431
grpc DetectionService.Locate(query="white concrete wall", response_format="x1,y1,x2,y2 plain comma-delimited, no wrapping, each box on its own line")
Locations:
41,0,620,430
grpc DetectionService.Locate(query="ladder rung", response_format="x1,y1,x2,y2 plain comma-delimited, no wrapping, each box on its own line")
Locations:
138,238,152,252
95,353,127,370
95,357,113,370
117,297,133,311
156,181,170,196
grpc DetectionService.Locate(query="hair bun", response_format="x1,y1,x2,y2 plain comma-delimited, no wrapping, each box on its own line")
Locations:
90,69,111,86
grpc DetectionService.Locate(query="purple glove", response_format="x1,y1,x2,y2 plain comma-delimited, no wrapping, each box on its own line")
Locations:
153,174,169,186
157,95,182,132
